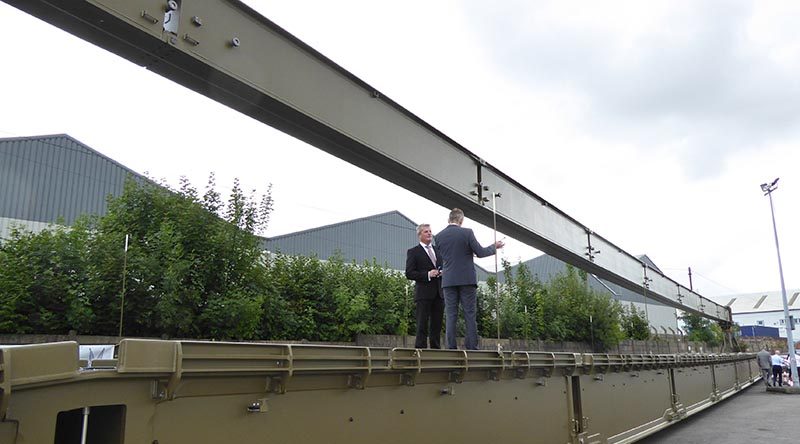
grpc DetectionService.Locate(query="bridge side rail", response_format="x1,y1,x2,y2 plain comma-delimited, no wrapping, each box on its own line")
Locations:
0,340,758,443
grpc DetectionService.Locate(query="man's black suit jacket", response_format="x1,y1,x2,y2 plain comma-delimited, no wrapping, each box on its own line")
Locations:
405,244,443,302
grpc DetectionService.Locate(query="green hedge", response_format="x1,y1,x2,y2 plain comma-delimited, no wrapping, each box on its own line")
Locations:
0,176,655,348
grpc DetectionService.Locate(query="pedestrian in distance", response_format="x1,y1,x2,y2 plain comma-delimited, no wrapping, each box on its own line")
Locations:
771,349,784,387
757,346,772,387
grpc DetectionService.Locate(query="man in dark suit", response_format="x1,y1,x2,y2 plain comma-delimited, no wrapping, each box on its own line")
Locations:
405,223,444,348
435,208,503,350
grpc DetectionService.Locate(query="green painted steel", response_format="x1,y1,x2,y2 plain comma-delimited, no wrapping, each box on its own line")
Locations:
0,340,759,443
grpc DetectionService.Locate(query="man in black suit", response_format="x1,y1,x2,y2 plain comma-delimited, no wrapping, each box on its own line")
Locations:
405,223,444,349
436,208,503,350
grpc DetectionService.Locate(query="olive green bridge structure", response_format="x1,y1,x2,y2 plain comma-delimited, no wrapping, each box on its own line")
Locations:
0,340,759,443
0,2,748,441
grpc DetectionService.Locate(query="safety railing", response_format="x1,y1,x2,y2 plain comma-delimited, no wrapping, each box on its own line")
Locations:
0,340,759,444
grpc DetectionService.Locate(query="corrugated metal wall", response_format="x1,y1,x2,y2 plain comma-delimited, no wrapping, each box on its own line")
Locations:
0,134,144,239
264,211,419,271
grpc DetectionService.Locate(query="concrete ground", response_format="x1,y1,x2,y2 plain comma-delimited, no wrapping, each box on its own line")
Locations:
639,382,798,443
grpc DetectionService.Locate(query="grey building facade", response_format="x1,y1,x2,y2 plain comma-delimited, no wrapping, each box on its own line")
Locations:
709,290,800,339
0,134,145,239
264,211,419,271
264,211,494,280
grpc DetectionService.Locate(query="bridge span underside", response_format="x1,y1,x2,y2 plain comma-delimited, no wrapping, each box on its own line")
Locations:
0,341,758,443
2,0,730,323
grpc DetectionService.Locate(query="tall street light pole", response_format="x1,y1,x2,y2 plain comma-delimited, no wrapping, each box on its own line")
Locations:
761,178,798,386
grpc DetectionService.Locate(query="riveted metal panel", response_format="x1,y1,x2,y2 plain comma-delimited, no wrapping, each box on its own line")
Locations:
149,376,572,444
590,236,643,285
481,169,588,256
736,358,757,384
714,362,738,396
4,378,157,443
672,365,715,413
580,370,672,442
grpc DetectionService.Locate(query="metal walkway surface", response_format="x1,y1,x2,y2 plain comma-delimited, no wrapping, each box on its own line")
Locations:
641,383,794,443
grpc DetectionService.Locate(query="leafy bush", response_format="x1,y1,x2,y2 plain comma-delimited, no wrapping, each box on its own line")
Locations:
479,261,628,350
0,175,414,341
681,312,723,346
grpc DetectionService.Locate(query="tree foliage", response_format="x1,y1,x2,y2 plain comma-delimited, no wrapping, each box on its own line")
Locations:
621,303,651,340
0,218,94,334
680,312,723,346
0,176,412,341
478,261,632,351
2,175,706,349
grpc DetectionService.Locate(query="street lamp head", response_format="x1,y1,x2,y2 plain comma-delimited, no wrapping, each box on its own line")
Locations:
761,178,780,194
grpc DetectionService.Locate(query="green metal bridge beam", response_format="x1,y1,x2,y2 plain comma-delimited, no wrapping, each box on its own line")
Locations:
2,0,730,322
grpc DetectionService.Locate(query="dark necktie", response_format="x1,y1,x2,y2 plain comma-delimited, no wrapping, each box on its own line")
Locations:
425,244,436,265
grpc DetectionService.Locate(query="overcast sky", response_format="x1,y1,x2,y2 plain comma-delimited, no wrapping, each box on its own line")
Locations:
1,1,798,297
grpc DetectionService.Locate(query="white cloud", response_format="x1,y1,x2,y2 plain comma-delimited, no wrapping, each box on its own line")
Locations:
461,1,800,180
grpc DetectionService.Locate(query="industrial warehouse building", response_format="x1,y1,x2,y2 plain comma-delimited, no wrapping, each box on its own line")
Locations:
709,291,800,339
1,133,740,334
0,134,146,239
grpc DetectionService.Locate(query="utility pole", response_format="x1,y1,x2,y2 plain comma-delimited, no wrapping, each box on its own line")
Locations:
760,178,798,387
492,192,502,343
118,234,129,338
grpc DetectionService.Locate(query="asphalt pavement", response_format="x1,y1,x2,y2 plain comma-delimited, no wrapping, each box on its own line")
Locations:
639,382,798,443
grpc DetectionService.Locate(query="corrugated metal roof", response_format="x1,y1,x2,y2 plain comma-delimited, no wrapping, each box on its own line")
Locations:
0,134,146,227
637,254,663,274
709,290,800,314
264,211,419,271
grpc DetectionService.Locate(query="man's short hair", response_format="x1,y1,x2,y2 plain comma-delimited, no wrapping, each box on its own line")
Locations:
416,223,430,236
448,208,464,224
